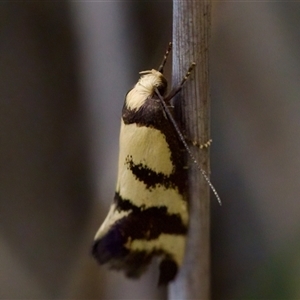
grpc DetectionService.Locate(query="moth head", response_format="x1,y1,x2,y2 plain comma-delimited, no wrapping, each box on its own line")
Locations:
138,69,168,96
125,69,168,110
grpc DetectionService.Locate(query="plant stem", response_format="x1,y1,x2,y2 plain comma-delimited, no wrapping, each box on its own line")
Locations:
169,1,212,299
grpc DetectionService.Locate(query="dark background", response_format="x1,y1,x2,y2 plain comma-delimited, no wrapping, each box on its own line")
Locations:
1,2,300,299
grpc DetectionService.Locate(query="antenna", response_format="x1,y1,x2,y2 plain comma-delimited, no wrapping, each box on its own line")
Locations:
158,42,172,73
154,66,222,205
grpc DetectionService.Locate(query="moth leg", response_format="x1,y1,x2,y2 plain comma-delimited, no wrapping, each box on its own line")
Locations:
182,131,212,150
164,62,196,102
192,139,213,149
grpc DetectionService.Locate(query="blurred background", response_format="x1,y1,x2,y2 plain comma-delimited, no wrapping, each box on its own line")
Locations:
1,2,300,299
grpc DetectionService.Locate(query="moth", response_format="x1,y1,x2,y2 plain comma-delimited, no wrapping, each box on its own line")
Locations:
92,43,220,285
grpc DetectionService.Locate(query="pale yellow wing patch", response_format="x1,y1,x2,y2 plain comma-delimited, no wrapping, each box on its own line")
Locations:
128,234,185,266
118,121,173,175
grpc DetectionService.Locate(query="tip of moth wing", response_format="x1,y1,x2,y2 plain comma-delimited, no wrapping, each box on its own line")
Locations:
92,222,155,278
92,240,110,264
92,228,128,264
158,258,178,285
92,234,153,279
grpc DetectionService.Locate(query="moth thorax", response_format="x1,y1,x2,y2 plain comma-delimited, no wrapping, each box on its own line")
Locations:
138,69,168,96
